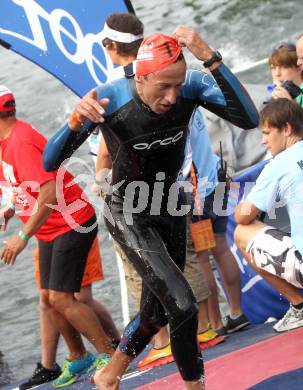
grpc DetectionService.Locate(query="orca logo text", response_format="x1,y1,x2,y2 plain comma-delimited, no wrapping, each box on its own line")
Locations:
133,131,184,150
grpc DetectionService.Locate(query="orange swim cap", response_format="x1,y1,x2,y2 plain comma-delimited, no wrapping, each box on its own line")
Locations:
136,33,182,77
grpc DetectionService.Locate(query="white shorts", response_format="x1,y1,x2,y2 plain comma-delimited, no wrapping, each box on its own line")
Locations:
246,226,303,288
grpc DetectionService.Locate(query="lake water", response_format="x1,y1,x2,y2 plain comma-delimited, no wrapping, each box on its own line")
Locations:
0,0,302,384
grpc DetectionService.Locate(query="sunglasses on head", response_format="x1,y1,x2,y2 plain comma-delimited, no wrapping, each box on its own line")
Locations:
275,42,296,51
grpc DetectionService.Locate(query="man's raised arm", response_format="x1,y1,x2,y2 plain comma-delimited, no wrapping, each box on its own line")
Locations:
43,89,109,171
174,26,259,129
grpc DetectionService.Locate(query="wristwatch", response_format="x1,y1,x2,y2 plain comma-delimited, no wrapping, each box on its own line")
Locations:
203,50,222,68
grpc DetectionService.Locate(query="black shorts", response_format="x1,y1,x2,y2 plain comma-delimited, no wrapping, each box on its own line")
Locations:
38,215,98,292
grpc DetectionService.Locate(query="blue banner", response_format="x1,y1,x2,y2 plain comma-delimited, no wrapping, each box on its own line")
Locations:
0,0,134,97
226,160,289,323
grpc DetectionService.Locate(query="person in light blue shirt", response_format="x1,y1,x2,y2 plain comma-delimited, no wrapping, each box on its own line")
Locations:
234,98,303,333
181,108,249,335
187,109,220,196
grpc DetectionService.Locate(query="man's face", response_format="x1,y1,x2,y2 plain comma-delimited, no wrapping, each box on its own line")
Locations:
296,37,303,72
136,60,186,114
261,124,286,156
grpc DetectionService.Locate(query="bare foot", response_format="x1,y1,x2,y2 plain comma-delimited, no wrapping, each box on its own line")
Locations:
185,378,205,390
93,369,120,390
93,348,132,389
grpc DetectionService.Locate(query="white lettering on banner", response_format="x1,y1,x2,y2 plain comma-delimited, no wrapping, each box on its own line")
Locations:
49,8,85,64
0,0,115,84
133,131,184,150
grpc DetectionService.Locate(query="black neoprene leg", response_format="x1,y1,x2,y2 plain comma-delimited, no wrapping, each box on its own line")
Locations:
106,210,203,381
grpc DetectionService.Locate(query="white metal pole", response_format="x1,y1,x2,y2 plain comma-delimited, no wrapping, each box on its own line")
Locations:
113,240,130,326
232,58,268,75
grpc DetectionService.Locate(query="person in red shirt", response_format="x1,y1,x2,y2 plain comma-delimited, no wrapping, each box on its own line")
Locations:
0,86,116,387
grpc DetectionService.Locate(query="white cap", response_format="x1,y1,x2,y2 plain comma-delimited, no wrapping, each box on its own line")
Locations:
0,85,12,97
100,23,143,43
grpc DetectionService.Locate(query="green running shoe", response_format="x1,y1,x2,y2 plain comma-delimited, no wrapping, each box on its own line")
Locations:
52,352,95,388
60,355,70,370
93,353,111,371
91,353,131,374
88,353,111,383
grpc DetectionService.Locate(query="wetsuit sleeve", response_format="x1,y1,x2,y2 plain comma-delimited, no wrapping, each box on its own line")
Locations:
185,63,259,129
43,80,130,172
43,121,98,171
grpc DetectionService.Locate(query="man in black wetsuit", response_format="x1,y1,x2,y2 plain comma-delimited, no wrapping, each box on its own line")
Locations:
43,26,259,390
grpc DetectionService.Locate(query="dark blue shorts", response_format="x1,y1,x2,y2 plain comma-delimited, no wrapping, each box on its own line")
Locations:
192,187,228,235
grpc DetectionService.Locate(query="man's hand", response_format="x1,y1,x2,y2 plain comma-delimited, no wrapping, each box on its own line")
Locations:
173,26,214,62
68,89,110,130
90,182,105,197
0,205,15,231
1,235,28,265
3,206,15,221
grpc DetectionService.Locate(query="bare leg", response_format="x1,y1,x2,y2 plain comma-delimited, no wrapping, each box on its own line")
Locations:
94,348,204,390
234,222,303,304
197,300,209,333
39,285,120,370
185,380,205,390
39,290,60,368
75,285,120,343
211,235,242,316
150,300,210,349
49,290,114,355
196,251,224,329
42,289,86,360
153,326,170,349
94,349,133,390
49,307,86,359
